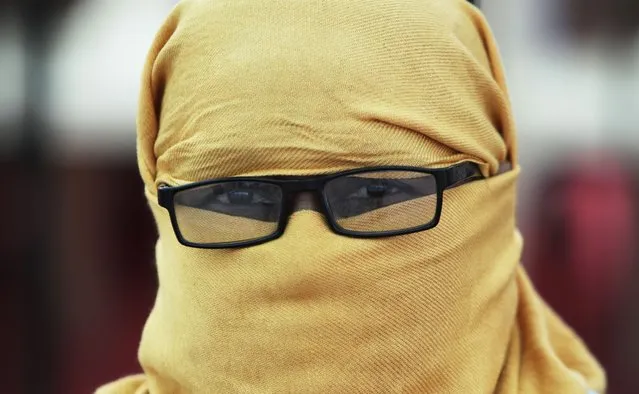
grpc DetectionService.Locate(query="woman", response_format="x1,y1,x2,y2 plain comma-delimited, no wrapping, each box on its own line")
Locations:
98,0,605,392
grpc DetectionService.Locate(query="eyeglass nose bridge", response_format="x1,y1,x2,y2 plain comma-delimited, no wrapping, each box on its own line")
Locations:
275,177,325,192
289,191,324,213
275,188,334,242
273,177,329,215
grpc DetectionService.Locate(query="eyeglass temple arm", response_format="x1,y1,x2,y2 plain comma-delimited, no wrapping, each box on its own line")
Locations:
445,161,513,189
445,162,483,189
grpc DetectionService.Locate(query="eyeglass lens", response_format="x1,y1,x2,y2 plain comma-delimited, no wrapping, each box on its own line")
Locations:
172,170,438,245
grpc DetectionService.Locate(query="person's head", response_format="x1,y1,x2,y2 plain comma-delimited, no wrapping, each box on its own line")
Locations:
128,0,604,392
141,0,515,250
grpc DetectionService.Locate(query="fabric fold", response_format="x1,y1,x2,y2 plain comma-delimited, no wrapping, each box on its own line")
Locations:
98,0,604,392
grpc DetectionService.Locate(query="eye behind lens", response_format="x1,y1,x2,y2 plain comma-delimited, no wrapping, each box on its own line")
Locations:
366,184,387,197
228,190,253,204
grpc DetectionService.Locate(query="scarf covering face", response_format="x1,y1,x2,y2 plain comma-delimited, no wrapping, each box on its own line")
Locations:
97,0,605,392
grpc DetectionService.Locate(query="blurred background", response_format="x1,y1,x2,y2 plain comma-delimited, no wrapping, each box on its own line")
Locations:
0,0,638,393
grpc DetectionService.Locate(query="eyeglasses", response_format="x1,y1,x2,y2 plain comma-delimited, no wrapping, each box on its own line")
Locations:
157,161,488,249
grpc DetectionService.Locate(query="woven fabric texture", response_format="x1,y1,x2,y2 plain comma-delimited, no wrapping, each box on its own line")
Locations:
97,0,605,392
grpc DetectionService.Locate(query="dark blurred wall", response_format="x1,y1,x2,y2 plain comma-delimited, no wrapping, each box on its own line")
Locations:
564,0,639,39
526,152,639,394
1,159,157,394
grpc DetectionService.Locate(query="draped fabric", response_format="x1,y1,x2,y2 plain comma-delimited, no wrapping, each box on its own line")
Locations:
98,0,604,392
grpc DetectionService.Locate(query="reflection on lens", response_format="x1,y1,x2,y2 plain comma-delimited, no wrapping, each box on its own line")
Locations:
173,181,282,244
325,170,438,233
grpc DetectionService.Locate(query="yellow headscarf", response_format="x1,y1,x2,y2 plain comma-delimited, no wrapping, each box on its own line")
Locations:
98,0,605,392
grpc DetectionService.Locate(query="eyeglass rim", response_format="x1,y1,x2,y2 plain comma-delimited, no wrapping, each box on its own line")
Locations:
157,161,489,249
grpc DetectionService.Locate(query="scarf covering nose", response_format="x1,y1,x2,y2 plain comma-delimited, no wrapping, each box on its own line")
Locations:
97,0,605,392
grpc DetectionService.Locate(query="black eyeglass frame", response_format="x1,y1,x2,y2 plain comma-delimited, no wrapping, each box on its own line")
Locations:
157,161,484,249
